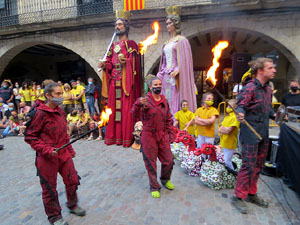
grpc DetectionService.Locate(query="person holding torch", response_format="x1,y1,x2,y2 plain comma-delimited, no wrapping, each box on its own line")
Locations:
131,77,176,198
231,58,276,214
24,82,85,225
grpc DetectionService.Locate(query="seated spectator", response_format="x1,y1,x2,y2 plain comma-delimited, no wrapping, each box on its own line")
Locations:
88,112,102,141
19,101,31,116
76,108,91,137
18,114,27,136
67,108,79,137
2,110,19,137
0,102,14,129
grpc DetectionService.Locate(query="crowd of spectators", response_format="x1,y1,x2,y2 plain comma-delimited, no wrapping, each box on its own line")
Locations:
0,77,104,140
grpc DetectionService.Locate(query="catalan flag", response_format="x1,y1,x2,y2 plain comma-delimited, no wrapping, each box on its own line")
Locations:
124,0,145,11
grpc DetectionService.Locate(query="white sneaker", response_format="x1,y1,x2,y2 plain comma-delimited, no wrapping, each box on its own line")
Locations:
52,219,69,225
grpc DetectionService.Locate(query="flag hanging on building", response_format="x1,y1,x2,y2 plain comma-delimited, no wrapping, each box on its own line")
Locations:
124,0,145,11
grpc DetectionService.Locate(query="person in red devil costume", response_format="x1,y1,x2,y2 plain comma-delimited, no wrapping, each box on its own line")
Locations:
25,82,85,225
131,77,175,198
98,11,141,148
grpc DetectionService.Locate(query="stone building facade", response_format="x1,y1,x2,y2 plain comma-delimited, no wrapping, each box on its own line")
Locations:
0,0,300,99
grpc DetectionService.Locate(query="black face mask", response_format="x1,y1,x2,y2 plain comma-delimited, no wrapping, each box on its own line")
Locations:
72,112,77,116
151,87,162,94
290,86,298,92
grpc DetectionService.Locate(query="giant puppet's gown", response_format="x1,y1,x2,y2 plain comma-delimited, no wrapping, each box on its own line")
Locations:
102,40,141,147
157,36,197,115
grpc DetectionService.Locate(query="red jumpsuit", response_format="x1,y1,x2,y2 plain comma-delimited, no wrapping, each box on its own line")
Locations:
131,92,175,191
25,103,79,224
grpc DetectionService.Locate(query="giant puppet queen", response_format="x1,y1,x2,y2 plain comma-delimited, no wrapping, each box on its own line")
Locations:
157,6,197,115
98,10,141,147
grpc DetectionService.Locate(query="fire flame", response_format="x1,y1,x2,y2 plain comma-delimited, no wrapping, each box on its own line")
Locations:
98,106,112,128
139,21,160,55
206,41,229,86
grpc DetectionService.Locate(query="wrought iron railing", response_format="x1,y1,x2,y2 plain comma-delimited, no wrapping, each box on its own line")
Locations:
0,0,113,27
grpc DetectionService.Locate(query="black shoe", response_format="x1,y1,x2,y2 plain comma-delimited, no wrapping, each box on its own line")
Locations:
231,196,248,214
69,206,86,216
245,194,269,208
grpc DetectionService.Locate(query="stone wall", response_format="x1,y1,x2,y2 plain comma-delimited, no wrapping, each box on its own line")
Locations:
1,10,300,85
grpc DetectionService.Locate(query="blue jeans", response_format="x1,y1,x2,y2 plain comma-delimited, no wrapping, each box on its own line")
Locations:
86,97,95,116
2,125,17,137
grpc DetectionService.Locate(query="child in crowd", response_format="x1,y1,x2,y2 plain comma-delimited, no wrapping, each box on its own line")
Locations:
218,99,240,170
67,108,79,137
174,100,195,135
87,112,103,141
192,92,219,150
18,114,27,136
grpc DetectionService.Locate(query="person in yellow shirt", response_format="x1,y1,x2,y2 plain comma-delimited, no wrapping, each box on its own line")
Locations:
19,82,31,106
76,108,91,136
174,100,195,135
62,83,73,115
30,82,38,106
192,92,219,149
70,80,89,114
219,99,240,170
36,84,46,102
67,108,79,137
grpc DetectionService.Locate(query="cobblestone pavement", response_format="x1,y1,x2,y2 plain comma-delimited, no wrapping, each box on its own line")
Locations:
0,136,300,225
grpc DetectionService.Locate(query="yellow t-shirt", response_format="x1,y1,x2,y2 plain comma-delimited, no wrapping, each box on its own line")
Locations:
174,110,195,135
79,113,91,123
194,106,219,138
220,112,240,149
19,88,31,102
37,89,46,101
67,113,79,124
30,89,38,101
63,91,73,105
70,85,86,104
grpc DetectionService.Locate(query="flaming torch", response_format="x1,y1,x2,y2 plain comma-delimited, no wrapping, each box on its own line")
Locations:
205,41,262,141
138,21,160,96
55,107,112,152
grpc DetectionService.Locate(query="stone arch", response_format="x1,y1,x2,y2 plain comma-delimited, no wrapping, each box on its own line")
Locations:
0,38,99,80
144,18,300,77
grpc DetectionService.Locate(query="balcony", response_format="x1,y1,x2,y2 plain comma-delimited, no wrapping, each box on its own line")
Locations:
0,0,113,27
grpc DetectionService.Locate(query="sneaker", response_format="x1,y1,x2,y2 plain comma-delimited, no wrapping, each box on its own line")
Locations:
96,136,102,140
151,191,160,198
87,136,93,141
231,196,248,214
245,194,269,208
69,206,86,216
164,180,175,190
52,219,69,225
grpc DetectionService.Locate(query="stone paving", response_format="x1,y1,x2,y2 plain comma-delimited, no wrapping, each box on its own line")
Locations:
0,136,300,225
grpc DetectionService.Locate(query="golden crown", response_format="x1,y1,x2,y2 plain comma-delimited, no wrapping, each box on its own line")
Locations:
115,10,131,21
165,6,181,16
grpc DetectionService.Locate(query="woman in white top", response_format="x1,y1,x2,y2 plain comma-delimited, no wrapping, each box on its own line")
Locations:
13,82,22,113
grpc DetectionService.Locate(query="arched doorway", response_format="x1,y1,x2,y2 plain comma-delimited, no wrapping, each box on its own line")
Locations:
1,43,100,86
147,26,299,106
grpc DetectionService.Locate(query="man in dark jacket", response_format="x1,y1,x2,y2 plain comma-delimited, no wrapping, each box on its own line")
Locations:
232,58,276,214
25,82,85,225
131,77,175,198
